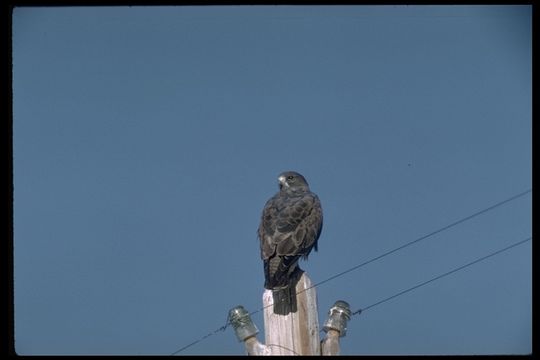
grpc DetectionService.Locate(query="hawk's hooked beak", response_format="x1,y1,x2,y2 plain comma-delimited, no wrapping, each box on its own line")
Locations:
278,175,287,190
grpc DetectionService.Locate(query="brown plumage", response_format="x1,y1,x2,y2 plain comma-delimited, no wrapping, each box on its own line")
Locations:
258,171,323,315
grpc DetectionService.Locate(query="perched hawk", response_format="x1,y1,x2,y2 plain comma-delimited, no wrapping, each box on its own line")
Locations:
258,171,323,315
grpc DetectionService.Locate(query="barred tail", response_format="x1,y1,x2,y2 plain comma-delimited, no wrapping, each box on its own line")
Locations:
264,256,304,315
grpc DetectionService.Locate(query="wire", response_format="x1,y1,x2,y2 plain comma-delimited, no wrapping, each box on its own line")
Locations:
353,236,531,315
169,325,228,356
171,235,531,355
262,188,531,312
309,188,532,291
169,188,531,355
169,316,228,355
266,344,301,355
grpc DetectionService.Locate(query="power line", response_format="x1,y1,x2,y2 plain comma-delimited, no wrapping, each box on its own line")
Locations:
353,236,531,315
169,188,531,355
259,188,531,313
171,235,531,355
308,188,532,291
170,319,228,355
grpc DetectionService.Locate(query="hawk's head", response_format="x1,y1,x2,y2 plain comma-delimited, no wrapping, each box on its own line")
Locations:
278,171,309,192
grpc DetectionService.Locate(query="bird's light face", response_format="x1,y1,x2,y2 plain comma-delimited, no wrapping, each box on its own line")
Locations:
278,172,305,190
278,175,288,190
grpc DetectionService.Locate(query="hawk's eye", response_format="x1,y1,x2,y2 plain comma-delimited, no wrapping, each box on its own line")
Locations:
287,175,294,181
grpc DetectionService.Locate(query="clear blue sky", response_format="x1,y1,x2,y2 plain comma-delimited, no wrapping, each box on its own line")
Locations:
12,5,531,355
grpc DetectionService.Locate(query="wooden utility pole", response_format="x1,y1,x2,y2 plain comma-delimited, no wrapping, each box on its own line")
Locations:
262,272,319,355
229,272,351,355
